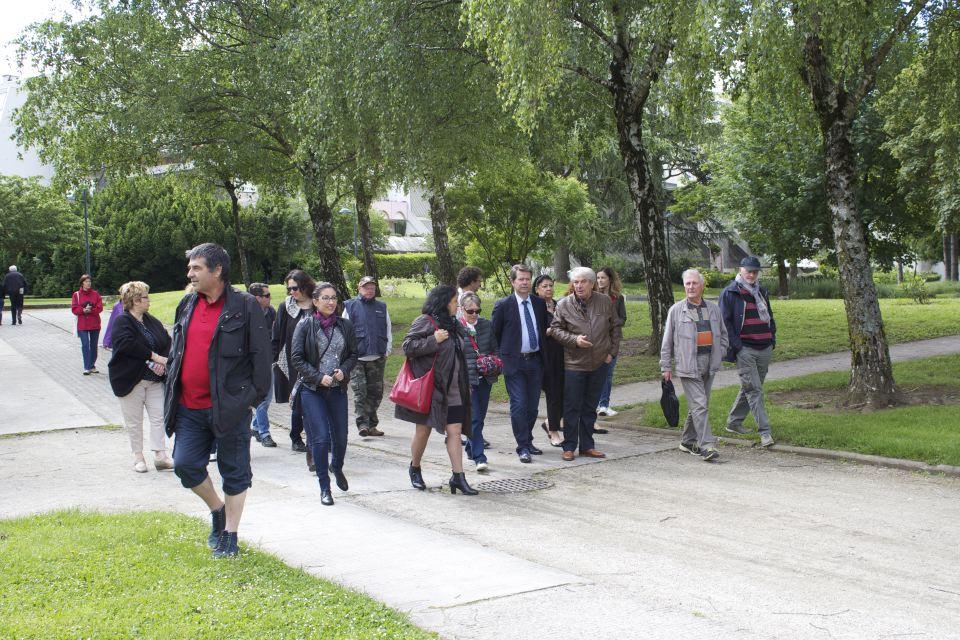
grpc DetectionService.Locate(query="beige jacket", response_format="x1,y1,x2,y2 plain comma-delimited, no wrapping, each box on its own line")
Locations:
659,298,729,377
550,293,623,372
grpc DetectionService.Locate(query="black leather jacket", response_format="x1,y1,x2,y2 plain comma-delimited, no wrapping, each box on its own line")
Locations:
290,315,358,392
163,286,272,437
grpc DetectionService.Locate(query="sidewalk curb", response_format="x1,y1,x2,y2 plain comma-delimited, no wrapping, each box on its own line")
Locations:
596,420,960,478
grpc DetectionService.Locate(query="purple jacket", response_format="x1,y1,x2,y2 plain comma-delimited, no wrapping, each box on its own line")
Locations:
102,300,124,348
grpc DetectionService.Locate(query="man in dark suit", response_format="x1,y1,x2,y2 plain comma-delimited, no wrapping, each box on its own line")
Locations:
492,264,547,463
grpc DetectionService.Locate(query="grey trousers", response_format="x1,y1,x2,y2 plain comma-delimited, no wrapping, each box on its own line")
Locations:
680,353,716,448
351,357,386,429
727,345,772,434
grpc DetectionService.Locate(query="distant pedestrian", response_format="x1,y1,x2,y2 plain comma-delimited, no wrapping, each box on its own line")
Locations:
71,274,104,374
457,266,483,301
108,281,172,473
3,265,27,325
660,269,729,461
458,291,498,472
491,264,548,463
596,266,627,418
249,283,278,448
534,275,564,447
342,275,392,437
102,299,124,349
397,285,477,495
720,256,777,447
272,269,315,458
164,243,272,558
549,267,622,461
291,282,358,506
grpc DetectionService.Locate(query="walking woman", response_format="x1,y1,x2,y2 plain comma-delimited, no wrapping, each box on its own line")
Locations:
397,285,477,495
273,269,315,458
596,266,627,417
534,275,564,447
71,274,104,374
291,282,357,505
459,291,498,472
108,281,172,473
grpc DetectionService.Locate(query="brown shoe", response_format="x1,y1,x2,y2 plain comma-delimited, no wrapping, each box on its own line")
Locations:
562,451,575,461
366,427,384,436
579,449,606,458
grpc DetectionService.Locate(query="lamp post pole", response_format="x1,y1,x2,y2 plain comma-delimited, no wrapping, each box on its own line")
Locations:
82,188,91,275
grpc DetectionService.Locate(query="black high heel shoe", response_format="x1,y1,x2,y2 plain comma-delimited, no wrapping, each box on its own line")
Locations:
409,464,426,490
449,471,478,495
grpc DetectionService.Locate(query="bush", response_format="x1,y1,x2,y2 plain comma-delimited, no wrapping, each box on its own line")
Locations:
596,254,645,283
874,269,941,284
703,270,732,289
375,253,437,279
901,276,931,304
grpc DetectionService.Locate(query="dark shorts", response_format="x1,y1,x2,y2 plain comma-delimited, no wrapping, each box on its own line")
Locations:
172,405,252,496
446,404,465,425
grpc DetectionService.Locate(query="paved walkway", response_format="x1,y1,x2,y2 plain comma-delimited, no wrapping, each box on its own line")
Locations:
2,309,960,639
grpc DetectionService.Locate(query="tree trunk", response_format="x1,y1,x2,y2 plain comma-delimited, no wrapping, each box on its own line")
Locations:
353,180,379,292
951,233,958,281
896,261,903,284
553,243,570,282
789,262,799,282
822,117,899,407
612,104,673,354
301,156,348,301
775,255,789,297
942,232,950,279
427,181,457,286
223,179,250,287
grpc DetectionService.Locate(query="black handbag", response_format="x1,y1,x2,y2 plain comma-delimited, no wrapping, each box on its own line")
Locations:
660,379,680,428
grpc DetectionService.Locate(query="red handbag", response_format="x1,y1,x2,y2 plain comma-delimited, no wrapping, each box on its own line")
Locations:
390,317,439,413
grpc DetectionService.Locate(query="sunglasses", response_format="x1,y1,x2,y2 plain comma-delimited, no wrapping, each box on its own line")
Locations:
463,308,481,315
287,286,300,292
259,293,271,298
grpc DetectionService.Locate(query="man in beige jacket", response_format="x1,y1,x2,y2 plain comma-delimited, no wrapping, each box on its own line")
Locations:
549,267,623,461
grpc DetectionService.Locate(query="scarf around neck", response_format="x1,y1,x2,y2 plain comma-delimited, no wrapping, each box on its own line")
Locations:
314,310,338,336
735,274,771,323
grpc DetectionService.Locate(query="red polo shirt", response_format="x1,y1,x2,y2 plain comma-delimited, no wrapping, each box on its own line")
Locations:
180,295,225,409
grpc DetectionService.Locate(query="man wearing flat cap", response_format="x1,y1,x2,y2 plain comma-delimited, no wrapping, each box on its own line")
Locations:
719,256,777,447
342,276,392,436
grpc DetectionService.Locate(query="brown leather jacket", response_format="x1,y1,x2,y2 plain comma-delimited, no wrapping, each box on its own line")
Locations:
549,293,622,372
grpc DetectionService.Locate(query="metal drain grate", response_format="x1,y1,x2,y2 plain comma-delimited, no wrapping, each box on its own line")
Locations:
475,477,554,493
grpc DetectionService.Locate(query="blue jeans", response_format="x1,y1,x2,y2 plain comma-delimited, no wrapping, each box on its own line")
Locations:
252,381,272,436
172,405,252,496
465,378,492,464
79,329,100,371
597,356,617,408
299,386,348,491
504,357,543,454
562,367,606,453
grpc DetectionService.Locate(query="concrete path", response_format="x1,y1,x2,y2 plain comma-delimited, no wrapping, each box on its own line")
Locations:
2,309,960,640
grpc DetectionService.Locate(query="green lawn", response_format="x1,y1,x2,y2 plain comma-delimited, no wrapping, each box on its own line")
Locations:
137,284,960,404
0,510,433,640
632,354,960,466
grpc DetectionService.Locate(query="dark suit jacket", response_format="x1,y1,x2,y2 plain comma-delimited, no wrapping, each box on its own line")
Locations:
491,293,547,375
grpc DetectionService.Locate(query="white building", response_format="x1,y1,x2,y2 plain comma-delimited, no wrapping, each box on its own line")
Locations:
371,184,433,253
0,75,54,182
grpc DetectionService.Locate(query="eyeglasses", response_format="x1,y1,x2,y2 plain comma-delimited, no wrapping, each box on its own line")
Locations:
287,286,300,292
315,295,338,302
463,308,481,315
137,295,150,301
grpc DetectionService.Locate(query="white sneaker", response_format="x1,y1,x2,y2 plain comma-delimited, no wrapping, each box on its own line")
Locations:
604,407,619,417
476,461,489,473
597,406,609,416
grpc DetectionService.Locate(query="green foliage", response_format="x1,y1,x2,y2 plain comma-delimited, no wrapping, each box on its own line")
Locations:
0,175,82,271
901,275,930,304
595,255,645,284
374,253,438,280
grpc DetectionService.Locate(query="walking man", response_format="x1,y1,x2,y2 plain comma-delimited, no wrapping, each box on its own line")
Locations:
2,266,27,325
549,267,621,461
720,256,777,447
660,269,729,461
343,275,392,437
249,282,278,447
164,244,272,558
492,264,547,463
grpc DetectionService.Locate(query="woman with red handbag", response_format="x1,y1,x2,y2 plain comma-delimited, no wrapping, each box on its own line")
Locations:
457,291,500,473
394,285,477,495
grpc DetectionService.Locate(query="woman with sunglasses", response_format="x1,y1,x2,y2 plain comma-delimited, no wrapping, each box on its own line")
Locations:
272,269,316,463
458,291,498,472
291,283,357,505
533,274,564,447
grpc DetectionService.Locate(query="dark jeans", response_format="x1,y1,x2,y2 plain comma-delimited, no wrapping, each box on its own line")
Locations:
78,329,100,370
562,367,606,453
504,356,543,454
290,391,305,444
8,293,23,323
299,386,348,491
465,378,492,464
172,405,253,495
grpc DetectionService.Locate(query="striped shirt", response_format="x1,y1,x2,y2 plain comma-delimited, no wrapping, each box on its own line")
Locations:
737,285,773,348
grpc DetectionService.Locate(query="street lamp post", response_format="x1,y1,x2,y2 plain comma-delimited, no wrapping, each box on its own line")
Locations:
82,188,91,275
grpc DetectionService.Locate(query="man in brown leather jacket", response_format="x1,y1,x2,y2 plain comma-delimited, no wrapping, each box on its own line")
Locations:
549,267,622,460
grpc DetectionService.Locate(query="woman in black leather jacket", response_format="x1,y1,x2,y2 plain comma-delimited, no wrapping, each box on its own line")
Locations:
291,282,357,506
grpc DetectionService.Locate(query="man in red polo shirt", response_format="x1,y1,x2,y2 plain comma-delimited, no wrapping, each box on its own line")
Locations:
163,243,272,558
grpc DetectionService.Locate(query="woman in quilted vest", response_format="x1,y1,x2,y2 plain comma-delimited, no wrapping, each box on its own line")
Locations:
458,291,499,473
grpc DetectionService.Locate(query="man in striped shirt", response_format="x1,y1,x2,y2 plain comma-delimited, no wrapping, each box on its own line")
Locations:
719,256,777,447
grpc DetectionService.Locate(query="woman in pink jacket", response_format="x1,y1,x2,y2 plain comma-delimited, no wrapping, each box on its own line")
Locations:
71,274,104,374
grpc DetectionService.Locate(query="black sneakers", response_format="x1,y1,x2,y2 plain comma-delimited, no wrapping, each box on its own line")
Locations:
678,441,701,455
212,531,239,558
260,434,277,448
208,506,226,550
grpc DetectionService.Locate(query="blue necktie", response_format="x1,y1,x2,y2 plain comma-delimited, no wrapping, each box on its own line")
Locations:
522,299,539,352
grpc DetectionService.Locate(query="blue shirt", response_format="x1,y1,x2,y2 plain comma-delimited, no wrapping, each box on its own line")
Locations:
514,293,538,353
